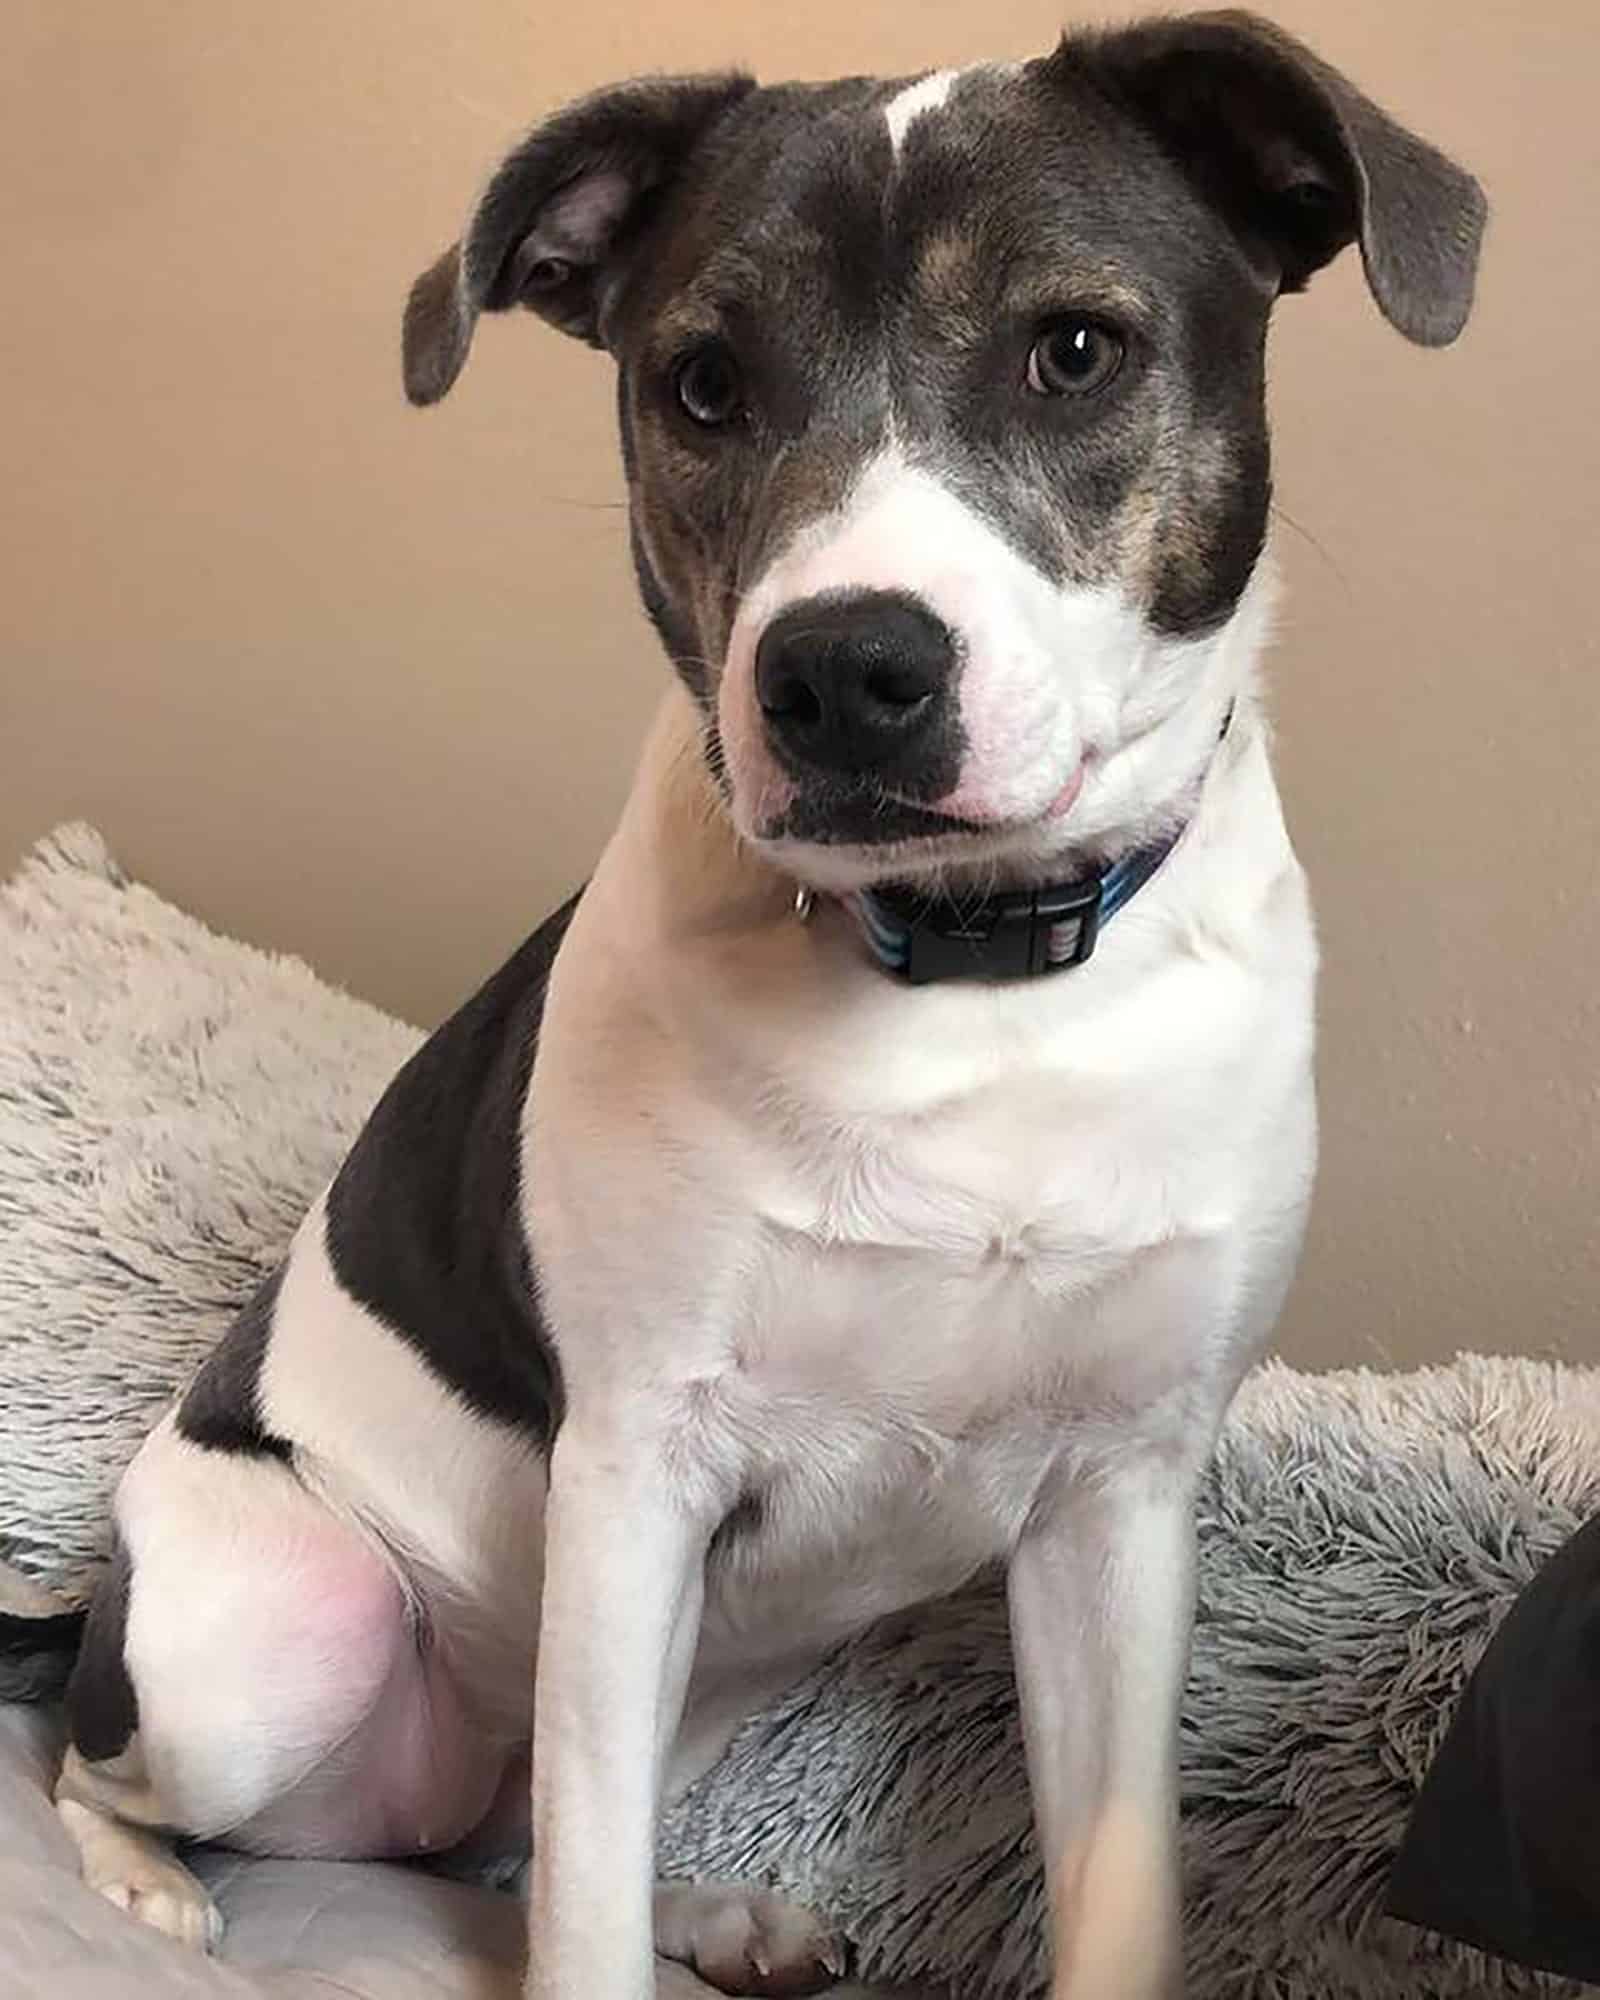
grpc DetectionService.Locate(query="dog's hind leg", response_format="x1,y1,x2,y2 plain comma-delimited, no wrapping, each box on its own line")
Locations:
52,1518,223,1947
56,1417,506,1949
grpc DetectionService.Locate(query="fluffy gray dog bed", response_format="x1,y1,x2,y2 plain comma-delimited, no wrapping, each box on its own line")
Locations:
1,824,1594,1999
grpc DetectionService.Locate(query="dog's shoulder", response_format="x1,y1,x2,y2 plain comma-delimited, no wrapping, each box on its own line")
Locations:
176,893,583,1462
319,890,582,1434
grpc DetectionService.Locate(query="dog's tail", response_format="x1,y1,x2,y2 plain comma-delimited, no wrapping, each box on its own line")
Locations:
0,1561,87,1702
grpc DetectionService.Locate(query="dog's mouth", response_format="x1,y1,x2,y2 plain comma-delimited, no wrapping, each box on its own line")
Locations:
758,792,986,849
747,762,1092,894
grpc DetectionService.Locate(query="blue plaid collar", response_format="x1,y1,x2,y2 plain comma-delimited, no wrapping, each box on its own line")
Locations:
844,829,1182,985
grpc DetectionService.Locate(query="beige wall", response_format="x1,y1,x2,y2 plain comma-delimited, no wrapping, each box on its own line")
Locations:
3,3,1596,1371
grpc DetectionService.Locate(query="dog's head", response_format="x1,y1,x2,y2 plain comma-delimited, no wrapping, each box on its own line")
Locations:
405,12,1484,892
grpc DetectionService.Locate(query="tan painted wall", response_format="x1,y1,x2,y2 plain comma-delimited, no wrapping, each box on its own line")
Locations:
3,3,1596,1371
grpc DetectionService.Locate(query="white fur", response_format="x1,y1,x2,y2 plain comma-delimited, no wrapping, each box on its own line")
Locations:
718,449,1263,893
883,72,958,154
527,1433,707,2000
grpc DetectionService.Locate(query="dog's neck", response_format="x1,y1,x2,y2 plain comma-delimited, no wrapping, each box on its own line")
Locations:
607,683,1256,996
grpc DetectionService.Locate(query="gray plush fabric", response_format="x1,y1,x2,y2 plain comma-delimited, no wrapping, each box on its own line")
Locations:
1,823,1595,1999
0,823,420,1598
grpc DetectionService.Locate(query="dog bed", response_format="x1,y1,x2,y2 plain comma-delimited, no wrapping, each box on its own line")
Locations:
1,822,1595,2000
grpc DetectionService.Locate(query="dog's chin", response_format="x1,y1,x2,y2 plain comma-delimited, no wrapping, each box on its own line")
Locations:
747,806,1097,899
728,764,1099,894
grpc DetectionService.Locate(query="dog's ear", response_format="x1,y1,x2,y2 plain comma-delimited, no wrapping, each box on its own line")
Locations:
1064,10,1486,345
402,72,755,406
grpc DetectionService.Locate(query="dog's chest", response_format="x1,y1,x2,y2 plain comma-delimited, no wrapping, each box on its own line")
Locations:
729,1018,1241,1408
685,1038,1249,1658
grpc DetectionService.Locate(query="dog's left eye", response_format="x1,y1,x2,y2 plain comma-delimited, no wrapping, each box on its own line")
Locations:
674,343,745,429
1025,318,1125,397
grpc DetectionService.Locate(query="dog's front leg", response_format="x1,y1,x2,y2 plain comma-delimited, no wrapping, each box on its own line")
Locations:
526,1415,711,2000
1007,1457,1198,2000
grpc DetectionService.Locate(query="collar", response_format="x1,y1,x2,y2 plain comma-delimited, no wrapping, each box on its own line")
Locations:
835,705,1235,988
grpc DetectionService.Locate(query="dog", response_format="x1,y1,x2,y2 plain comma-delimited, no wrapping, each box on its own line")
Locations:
25,14,1483,1998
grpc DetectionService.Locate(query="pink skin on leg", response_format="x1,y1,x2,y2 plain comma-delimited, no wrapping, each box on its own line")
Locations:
117,1440,509,1862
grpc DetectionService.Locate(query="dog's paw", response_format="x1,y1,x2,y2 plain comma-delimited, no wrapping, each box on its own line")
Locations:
655,1879,846,1997
97,1865,224,1952
58,1800,223,1953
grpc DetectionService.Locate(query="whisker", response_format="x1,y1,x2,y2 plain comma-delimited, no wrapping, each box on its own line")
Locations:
1270,501,1351,594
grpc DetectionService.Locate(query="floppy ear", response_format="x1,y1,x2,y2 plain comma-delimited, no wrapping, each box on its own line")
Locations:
1066,9,1487,345
402,72,755,406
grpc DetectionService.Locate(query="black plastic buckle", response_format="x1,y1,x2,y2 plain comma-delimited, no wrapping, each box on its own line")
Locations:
880,877,1105,986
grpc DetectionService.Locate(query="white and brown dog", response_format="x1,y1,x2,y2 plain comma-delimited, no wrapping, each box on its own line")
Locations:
27,14,1484,1999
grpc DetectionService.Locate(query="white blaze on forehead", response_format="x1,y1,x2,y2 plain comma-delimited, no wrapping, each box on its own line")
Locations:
884,70,959,154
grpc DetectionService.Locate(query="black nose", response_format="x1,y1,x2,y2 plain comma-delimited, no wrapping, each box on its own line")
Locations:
755,591,957,781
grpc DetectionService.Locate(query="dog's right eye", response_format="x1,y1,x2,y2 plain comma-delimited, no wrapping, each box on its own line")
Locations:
1025,317,1126,398
673,343,745,429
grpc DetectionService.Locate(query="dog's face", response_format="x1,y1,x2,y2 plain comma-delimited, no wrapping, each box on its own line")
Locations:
406,13,1483,891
